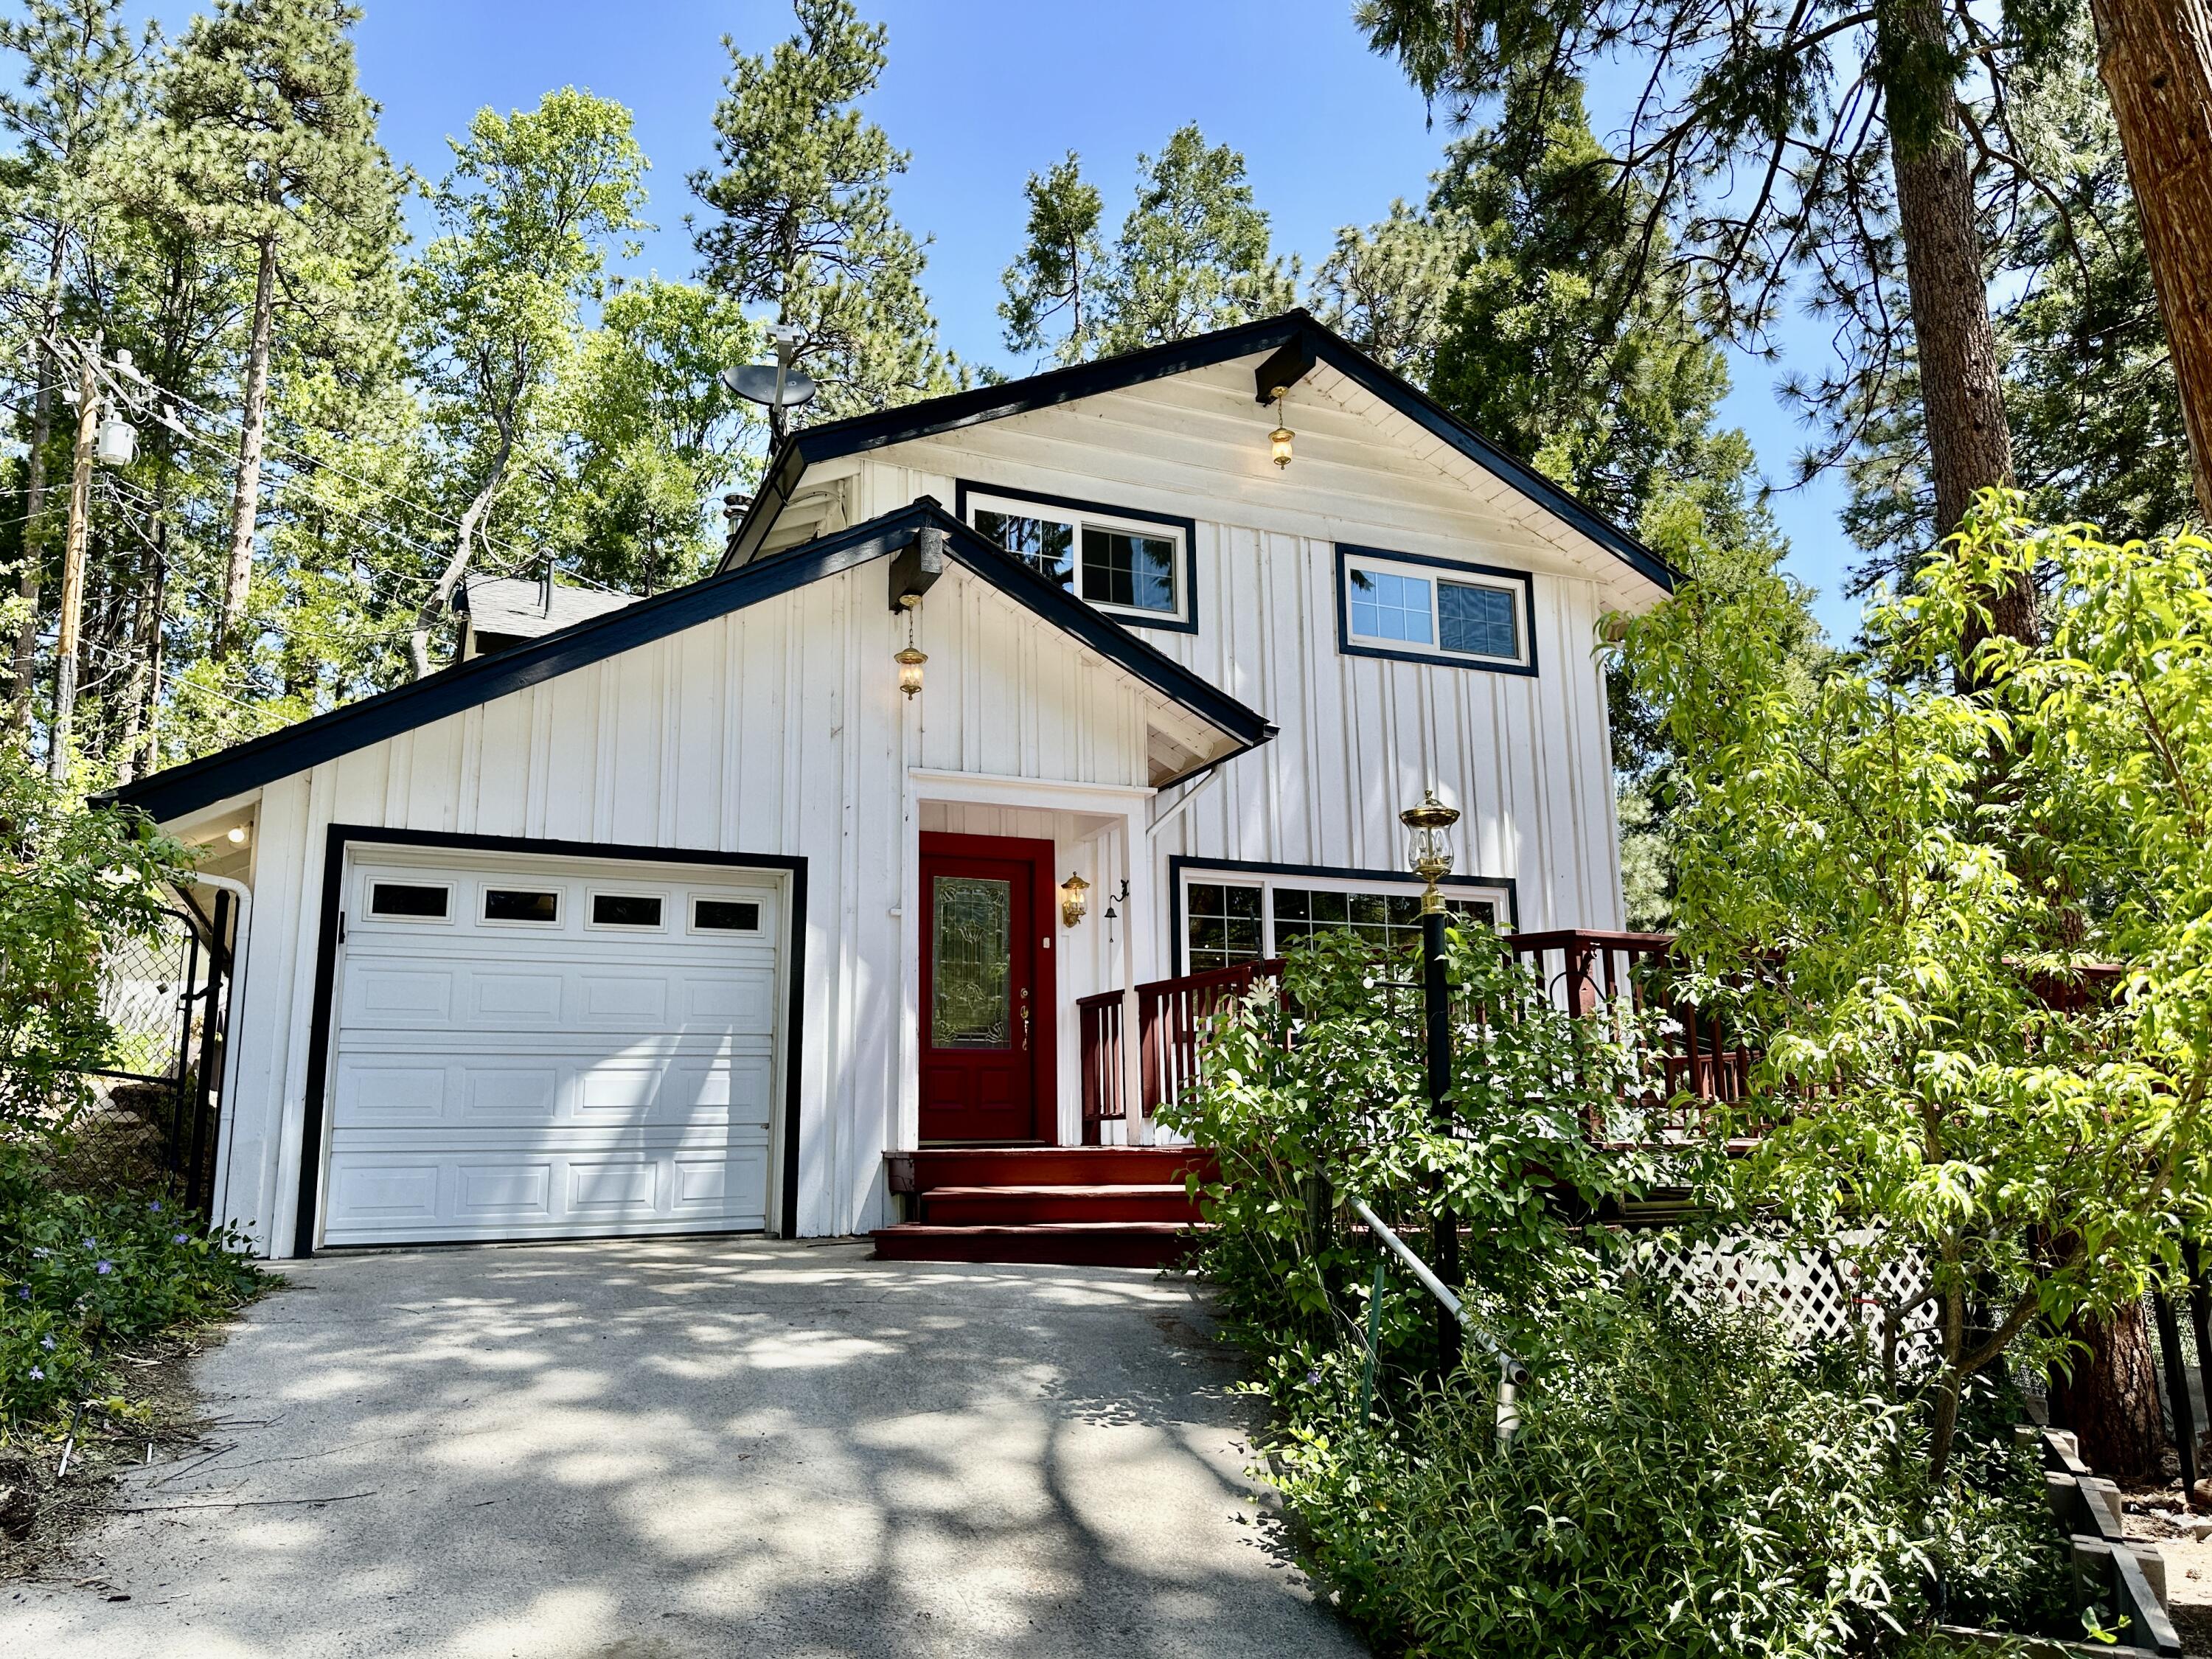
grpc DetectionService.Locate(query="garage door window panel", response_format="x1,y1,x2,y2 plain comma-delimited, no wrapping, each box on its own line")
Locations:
589,892,665,930
484,888,560,925
369,881,450,921
692,898,762,933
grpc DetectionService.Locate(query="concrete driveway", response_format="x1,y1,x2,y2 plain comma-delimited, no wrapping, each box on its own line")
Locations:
5,1238,1366,1659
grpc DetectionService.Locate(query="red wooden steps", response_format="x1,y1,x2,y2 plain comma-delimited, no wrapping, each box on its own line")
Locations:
871,1147,1215,1267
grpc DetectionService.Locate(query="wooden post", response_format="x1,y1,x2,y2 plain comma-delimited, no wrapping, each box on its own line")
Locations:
48,334,99,782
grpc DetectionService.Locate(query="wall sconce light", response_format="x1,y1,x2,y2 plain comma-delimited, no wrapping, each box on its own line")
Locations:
1060,872,1090,928
1399,788,1460,914
894,593,926,699
1267,386,1294,470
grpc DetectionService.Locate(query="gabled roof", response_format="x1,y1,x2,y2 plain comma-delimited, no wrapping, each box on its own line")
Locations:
111,499,1276,824
721,310,1676,595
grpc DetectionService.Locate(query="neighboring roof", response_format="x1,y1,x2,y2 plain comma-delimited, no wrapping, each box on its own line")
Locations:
721,309,1677,596
111,499,1277,824
456,574,635,641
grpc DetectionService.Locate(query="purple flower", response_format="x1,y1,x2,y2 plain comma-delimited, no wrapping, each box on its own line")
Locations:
14,1287,26,1301
38,1335,54,1350
80,1239,94,1251
27,1367,42,1381
1306,1368,1322,1387
94,1261,112,1276
172,1234,189,1245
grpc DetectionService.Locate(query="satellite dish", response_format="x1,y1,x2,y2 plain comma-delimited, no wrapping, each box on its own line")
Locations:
721,363,816,409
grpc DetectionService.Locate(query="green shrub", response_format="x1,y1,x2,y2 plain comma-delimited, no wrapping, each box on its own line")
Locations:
0,1143,265,1428
1271,1292,2065,1659
0,749,196,1133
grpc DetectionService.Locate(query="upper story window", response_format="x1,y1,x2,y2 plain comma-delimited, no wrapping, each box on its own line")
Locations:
958,481,1198,633
1335,545,1535,675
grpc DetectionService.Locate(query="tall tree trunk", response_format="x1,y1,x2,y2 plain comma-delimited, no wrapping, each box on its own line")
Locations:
2050,1306,2172,1478
6,240,68,732
2090,0,2212,521
1877,0,2037,648
410,439,512,680
114,512,166,787
215,230,277,661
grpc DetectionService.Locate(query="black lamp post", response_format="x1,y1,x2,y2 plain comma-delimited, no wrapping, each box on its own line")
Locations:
1402,789,1462,1371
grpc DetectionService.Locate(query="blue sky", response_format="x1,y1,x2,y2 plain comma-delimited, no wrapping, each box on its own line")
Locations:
162,0,1863,637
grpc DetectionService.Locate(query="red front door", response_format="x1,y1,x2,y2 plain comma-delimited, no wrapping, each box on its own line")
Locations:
919,833,1057,1143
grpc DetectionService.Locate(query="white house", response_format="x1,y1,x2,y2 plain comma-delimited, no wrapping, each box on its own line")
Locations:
114,311,1676,1260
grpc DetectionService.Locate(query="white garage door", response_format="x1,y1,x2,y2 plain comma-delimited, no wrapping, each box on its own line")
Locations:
319,845,786,1247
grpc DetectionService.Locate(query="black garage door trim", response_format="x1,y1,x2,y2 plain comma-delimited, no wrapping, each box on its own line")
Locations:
294,824,808,1258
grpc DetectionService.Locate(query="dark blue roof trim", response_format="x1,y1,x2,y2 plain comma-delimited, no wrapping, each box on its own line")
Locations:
114,500,1276,824
723,310,1676,595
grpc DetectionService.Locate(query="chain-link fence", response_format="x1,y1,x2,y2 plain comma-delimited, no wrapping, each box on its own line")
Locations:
47,891,237,1213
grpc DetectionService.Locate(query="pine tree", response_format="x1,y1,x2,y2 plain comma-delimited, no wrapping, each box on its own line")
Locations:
998,127,1295,365
142,0,397,659
999,153,1104,368
404,88,647,678
1310,199,1464,382
1360,0,2056,649
0,0,133,734
689,0,952,439
1096,125,1294,356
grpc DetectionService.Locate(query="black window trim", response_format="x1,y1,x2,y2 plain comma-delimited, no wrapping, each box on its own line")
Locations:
1168,855,1521,975
1334,543,1539,677
955,479,1200,636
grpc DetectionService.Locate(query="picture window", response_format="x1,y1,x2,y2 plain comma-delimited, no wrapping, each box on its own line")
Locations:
1339,548,1532,670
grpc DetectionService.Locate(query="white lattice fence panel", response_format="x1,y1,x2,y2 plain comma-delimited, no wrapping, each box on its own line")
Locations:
1649,1236,1939,1365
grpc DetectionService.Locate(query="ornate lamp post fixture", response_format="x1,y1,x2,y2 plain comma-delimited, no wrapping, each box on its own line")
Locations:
1402,788,1462,1368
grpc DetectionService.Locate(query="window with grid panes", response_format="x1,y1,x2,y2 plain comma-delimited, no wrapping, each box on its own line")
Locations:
1185,882,1264,970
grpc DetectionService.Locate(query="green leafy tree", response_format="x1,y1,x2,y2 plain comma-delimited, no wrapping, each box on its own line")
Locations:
560,276,761,592
689,0,951,439
139,0,399,659
0,744,192,1131
403,88,647,678
1618,491,2212,1478
998,153,1104,368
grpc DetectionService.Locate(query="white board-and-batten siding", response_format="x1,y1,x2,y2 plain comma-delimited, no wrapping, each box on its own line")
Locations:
212,562,1171,1256
835,355,1631,937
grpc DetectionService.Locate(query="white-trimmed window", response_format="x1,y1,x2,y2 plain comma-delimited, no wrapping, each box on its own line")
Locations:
1181,869,1512,973
1337,546,1534,672
961,484,1195,631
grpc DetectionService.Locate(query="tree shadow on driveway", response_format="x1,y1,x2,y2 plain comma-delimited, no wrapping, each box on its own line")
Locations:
5,1239,1368,1659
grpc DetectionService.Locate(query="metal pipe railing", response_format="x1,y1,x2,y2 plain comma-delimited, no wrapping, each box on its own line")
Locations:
1351,1194,1528,1445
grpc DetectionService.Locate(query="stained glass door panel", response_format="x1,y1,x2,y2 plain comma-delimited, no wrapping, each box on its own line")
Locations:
918,835,1052,1142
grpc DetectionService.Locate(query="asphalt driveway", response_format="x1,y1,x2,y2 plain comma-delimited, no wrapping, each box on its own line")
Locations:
4,1237,1366,1658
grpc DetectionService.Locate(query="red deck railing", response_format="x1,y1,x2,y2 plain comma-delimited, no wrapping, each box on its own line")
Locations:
1075,931,1756,1136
